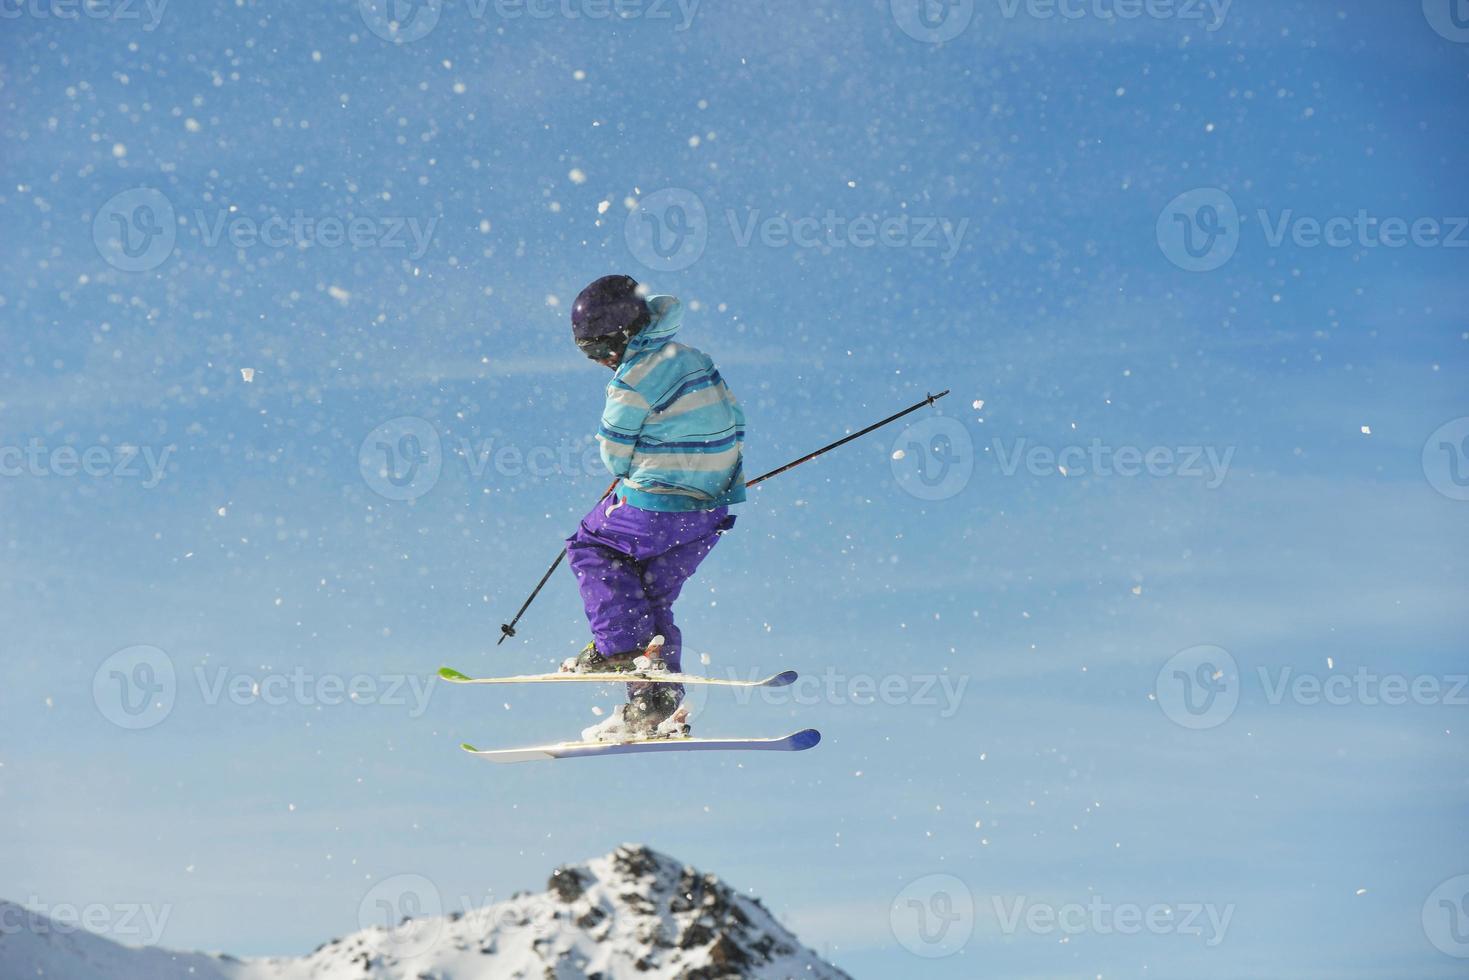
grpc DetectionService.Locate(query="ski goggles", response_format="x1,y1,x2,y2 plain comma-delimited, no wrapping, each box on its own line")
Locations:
575,334,629,362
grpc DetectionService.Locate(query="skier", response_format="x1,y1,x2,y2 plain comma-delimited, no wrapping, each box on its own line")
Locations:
560,275,746,742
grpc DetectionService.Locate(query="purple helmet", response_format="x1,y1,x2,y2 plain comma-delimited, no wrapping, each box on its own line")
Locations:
571,275,650,353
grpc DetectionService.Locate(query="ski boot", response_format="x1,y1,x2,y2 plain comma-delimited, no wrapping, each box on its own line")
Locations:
581,687,690,743
560,636,667,676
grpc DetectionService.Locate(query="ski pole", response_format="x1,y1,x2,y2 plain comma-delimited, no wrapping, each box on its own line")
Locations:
496,478,618,645
745,389,950,489
496,389,950,644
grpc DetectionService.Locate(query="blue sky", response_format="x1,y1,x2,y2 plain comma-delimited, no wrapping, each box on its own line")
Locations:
1,1,1467,977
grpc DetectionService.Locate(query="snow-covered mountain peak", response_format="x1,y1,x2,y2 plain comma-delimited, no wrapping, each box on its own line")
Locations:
0,845,850,980
534,843,847,978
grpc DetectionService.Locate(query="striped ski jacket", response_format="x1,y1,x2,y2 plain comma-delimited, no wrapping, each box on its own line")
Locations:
596,296,747,512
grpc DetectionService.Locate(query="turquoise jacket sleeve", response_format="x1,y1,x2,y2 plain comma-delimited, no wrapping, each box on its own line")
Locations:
598,377,651,478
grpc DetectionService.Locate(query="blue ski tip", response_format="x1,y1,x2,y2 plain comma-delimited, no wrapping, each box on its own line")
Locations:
771,670,799,688
791,728,822,751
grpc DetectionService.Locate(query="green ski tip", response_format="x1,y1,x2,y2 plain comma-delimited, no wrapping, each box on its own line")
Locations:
439,667,472,682
460,742,480,753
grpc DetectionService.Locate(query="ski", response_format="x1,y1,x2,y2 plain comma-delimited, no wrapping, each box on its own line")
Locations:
460,728,821,764
437,666,798,688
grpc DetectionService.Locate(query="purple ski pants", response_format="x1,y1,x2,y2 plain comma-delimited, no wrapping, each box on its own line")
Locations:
565,496,734,697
